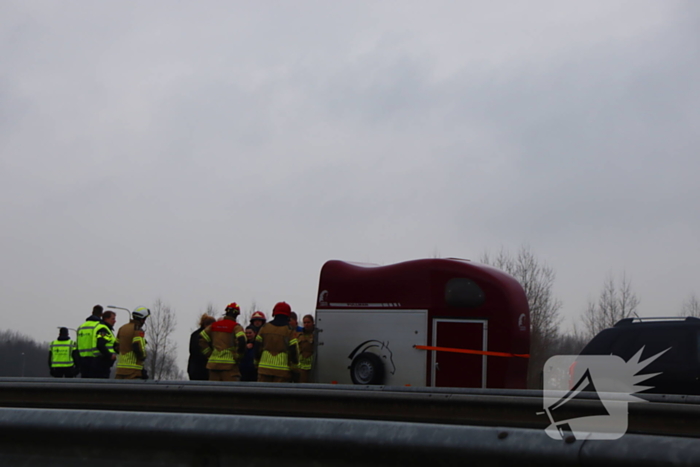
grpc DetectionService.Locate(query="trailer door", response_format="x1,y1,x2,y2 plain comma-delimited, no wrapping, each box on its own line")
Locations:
432,319,488,388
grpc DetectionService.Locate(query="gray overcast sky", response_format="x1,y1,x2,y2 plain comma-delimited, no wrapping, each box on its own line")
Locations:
1,1,699,372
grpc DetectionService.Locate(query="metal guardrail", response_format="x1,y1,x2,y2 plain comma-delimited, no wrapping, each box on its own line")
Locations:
0,407,699,466
1,378,700,438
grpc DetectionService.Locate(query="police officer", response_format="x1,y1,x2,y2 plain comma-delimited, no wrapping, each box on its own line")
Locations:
255,302,299,383
48,328,79,378
93,310,117,378
76,305,103,378
199,303,247,382
115,307,149,380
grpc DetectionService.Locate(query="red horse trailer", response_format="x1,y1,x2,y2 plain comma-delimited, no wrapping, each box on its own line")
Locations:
314,258,530,388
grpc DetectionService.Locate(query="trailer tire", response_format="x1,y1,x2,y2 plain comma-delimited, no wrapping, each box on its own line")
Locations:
350,352,385,385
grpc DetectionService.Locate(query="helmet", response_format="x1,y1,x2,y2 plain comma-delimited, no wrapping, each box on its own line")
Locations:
132,306,151,320
272,301,291,317
225,302,241,316
250,311,266,322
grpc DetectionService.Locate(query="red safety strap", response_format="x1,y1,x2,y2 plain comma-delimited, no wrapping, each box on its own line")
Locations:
414,345,529,359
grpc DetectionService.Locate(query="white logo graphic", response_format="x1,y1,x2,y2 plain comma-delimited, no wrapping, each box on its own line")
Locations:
542,347,669,440
518,313,527,331
318,290,328,305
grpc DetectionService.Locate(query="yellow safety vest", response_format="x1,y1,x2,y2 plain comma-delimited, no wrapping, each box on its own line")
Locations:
50,339,76,368
93,323,116,356
77,319,100,358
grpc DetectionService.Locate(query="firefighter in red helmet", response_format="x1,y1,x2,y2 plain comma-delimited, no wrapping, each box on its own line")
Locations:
199,302,247,382
254,302,299,382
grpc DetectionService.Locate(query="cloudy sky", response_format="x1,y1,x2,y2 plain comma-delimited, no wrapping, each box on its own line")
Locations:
1,1,698,372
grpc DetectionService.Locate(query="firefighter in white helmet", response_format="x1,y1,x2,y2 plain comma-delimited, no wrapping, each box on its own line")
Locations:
115,306,150,380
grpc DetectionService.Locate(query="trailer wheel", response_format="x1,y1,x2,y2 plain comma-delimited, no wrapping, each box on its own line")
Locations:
350,352,385,385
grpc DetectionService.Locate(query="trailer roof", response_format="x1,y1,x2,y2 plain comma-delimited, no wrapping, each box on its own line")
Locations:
317,258,525,312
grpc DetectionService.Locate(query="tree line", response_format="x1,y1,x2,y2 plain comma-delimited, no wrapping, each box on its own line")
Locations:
0,330,51,377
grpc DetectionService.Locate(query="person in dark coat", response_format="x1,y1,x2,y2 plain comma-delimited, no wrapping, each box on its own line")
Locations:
239,325,258,382
187,313,216,380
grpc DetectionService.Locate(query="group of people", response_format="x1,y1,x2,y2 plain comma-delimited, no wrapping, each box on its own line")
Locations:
188,301,316,383
48,304,150,379
48,301,316,383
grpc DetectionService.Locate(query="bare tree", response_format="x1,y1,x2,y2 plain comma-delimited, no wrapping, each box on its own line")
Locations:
241,300,258,326
550,325,589,356
582,272,640,338
158,352,187,380
682,294,700,317
144,298,181,380
480,245,562,388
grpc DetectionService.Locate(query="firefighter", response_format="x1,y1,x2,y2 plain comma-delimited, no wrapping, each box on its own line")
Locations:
249,311,266,334
93,310,117,378
199,302,247,382
297,314,315,383
115,306,149,380
48,327,79,378
76,305,103,378
255,301,299,383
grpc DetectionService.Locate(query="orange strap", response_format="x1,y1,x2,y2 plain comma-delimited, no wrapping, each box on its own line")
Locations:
414,345,529,359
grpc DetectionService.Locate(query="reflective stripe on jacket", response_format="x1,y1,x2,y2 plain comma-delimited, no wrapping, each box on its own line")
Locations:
94,323,116,356
116,322,146,371
297,332,314,371
255,323,298,374
49,339,76,367
77,319,100,357
200,318,245,368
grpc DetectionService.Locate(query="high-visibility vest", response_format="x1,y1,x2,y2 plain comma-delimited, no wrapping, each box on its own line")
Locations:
49,339,76,368
93,323,116,356
77,319,100,358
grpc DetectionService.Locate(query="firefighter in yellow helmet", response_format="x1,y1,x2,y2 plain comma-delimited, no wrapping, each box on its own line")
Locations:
255,302,299,383
115,306,149,380
199,302,247,382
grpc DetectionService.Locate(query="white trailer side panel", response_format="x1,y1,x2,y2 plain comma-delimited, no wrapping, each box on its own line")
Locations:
315,308,428,386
